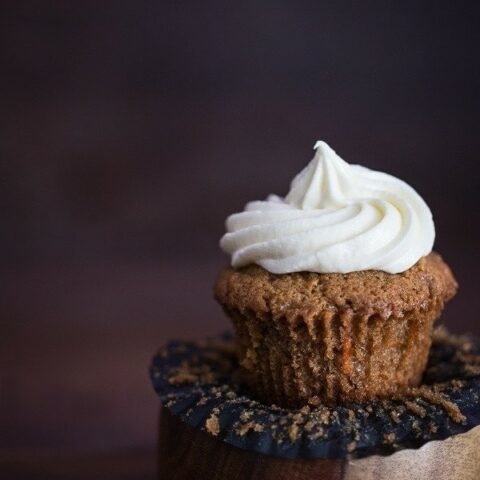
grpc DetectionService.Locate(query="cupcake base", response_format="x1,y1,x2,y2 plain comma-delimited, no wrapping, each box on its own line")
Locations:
228,304,440,407
214,253,457,407
151,328,480,478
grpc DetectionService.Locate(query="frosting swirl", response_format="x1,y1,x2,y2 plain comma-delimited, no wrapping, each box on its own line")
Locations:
220,141,435,274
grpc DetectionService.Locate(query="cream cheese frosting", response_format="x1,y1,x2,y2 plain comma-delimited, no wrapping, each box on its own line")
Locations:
220,141,435,274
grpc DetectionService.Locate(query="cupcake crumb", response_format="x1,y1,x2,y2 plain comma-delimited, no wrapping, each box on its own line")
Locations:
236,421,264,436
389,410,401,424
205,413,220,436
383,432,396,444
240,410,252,422
403,400,427,418
304,420,315,432
347,441,357,453
288,423,301,443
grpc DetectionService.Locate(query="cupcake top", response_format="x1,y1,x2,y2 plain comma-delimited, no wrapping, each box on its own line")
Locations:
215,252,457,320
220,141,435,274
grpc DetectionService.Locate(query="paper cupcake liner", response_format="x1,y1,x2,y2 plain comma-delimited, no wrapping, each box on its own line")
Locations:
149,328,480,460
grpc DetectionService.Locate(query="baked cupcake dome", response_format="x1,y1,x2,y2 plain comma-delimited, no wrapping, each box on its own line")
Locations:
214,252,457,407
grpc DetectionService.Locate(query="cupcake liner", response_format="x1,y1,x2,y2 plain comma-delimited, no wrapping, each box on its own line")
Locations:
150,328,480,460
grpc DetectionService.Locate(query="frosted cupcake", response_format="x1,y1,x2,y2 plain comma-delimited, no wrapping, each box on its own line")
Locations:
214,141,457,407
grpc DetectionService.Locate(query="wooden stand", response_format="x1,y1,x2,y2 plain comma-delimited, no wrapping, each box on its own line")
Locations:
158,408,480,480
158,408,342,479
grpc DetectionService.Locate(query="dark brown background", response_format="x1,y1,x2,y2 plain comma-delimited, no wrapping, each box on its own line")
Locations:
1,1,479,477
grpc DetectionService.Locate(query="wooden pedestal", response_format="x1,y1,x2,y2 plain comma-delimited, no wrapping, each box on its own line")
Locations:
158,408,480,480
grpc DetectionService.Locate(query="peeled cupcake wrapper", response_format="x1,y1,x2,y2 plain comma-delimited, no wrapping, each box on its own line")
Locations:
150,329,480,461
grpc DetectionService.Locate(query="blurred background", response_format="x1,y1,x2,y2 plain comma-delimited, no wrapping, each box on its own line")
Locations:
1,0,479,476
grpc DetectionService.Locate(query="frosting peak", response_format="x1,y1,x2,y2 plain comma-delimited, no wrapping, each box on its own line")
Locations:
286,141,355,209
220,141,435,274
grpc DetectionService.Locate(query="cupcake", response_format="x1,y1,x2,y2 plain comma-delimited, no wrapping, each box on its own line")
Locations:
214,141,457,407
